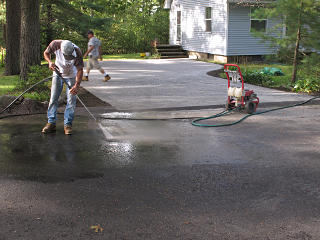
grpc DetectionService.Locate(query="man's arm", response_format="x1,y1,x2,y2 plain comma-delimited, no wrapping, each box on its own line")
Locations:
83,46,94,58
44,51,56,71
44,40,61,71
70,68,83,95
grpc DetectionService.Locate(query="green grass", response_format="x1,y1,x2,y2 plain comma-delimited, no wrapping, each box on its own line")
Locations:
0,67,51,101
0,68,20,96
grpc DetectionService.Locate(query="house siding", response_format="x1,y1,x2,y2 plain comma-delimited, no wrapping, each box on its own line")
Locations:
170,0,228,56
227,4,278,56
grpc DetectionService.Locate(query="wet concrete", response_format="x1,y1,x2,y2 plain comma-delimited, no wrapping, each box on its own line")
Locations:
1,105,320,239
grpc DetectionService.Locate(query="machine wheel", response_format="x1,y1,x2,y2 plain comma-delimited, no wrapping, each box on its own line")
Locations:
244,101,256,114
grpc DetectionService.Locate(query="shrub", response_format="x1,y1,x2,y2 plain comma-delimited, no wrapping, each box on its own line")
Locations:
15,65,52,101
294,53,320,93
242,70,274,86
16,65,52,92
294,78,320,93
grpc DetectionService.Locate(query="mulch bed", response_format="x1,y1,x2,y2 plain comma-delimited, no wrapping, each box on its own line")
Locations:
77,87,111,107
206,68,225,78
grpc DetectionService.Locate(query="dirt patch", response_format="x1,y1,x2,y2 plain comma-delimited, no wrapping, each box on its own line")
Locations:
0,87,111,118
0,95,48,118
77,87,111,107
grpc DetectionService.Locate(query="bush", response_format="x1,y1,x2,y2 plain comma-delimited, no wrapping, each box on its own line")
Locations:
16,65,52,92
294,77,320,93
294,53,320,93
242,70,274,86
15,65,52,101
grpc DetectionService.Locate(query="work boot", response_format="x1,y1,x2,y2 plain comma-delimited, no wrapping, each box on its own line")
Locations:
103,75,111,82
82,76,89,81
42,123,56,134
64,125,72,135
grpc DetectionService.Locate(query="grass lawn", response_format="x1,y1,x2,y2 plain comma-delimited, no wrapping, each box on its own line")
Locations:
0,67,51,101
0,68,19,96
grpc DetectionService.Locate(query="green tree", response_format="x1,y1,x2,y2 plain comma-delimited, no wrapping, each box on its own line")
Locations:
100,0,169,54
252,0,320,83
40,0,111,52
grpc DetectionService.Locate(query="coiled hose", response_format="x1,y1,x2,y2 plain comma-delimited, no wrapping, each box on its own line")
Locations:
192,96,320,127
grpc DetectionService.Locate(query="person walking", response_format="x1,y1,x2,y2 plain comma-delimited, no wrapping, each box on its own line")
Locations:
42,40,84,135
82,30,111,82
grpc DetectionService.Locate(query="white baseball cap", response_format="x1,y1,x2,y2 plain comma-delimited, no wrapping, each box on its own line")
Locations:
61,40,75,57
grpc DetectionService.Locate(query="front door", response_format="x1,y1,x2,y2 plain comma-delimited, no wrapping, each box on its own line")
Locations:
177,10,181,44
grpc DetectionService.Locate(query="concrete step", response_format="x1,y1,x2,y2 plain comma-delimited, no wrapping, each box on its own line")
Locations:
157,48,183,52
159,52,186,56
160,55,189,59
156,44,181,49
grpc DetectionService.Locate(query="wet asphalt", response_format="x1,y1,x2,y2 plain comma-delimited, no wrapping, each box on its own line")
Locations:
1,104,320,239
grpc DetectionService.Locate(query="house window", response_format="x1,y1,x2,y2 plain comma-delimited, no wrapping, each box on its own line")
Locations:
205,7,212,32
250,7,267,33
177,11,181,41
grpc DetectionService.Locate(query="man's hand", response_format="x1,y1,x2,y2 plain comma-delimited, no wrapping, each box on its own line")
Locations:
70,82,80,95
48,61,57,71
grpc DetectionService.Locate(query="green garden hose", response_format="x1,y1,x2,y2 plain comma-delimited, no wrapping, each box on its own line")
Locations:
192,96,320,127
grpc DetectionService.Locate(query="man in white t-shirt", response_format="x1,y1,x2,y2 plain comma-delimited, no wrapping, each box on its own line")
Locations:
82,30,111,82
42,40,84,135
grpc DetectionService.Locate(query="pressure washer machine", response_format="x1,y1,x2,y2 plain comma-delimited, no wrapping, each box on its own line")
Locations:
225,64,259,114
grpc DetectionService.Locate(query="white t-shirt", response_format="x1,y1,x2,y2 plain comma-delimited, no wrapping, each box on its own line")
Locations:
45,40,84,78
88,37,101,58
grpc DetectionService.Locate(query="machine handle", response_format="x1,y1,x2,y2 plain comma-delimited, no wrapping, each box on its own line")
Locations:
224,64,244,90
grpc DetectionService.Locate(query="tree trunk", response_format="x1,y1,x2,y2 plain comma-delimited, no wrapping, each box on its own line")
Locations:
5,0,21,75
291,0,303,84
45,2,54,46
20,0,40,81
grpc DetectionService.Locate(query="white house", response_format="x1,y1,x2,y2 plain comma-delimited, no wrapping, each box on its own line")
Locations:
164,0,281,63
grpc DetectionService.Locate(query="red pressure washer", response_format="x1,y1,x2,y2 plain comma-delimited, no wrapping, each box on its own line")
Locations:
225,64,259,114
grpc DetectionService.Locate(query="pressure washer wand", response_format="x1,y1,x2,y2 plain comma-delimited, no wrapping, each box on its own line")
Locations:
53,68,97,121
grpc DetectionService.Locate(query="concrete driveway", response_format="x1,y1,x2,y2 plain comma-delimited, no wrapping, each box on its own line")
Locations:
82,59,310,111
1,58,320,239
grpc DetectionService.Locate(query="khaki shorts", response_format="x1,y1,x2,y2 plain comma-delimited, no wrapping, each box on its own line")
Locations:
86,56,102,70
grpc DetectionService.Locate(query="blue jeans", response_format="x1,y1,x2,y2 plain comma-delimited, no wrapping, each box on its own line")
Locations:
47,75,77,126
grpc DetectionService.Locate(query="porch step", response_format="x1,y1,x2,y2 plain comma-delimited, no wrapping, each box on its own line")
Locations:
160,55,189,59
156,44,188,59
157,48,183,52
159,52,186,56
157,44,181,49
